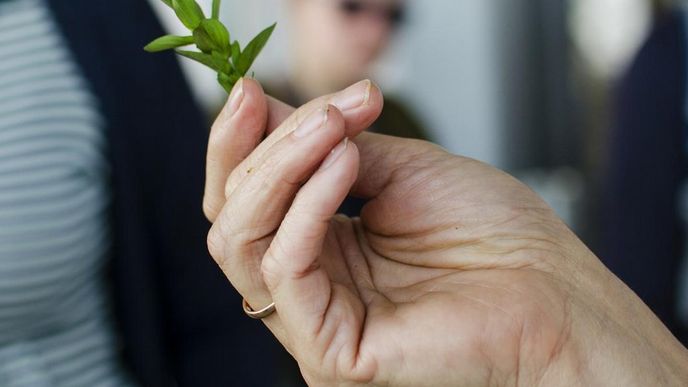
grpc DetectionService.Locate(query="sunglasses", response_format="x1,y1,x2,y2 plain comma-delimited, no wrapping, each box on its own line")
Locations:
337,0,406,27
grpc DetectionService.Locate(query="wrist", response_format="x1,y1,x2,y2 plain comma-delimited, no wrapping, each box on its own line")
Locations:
531,240,688,386
536,309,688,387
551,265,688,385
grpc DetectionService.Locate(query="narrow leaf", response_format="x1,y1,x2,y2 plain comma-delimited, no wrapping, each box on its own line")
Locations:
236,23,276,75
193,27,215,53
218,72,240,94
159,0,173,8
172,0,205,29
176,49,231,74
230,41,241,66
211,50,230,66
144,35,195,52
193,19,230,55
212,0,221,19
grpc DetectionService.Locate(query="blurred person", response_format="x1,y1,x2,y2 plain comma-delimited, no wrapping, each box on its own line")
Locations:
267,0,428,217
268,0,427,141
0,0,284,385
601,5,688,344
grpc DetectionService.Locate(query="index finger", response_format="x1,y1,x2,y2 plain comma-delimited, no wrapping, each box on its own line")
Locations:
204,78,268,222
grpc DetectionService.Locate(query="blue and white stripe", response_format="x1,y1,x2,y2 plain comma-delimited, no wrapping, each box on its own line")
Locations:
0,0,134,385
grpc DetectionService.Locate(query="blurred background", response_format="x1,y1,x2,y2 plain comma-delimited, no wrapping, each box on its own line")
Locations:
1,1,685,385
150,0,662,236
150,0,688,346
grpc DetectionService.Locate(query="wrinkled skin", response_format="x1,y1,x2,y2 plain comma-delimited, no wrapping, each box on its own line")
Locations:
203,79,688,386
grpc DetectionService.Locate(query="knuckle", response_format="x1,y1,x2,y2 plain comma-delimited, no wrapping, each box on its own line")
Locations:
208,121,225,146
209,120,225,142
232,153,300,201
286,104,318,134
241,102,266,130
263,141,308,188
206,225,225,263
260,251,281,290
224,158,260,199
207,215,242,268
266,158,301,189
292,106,309,127
224,177,237,199
224,168,244,199
271,232,320,278
202,198,220,222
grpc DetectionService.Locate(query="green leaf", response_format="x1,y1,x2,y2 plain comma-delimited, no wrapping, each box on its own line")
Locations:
172,0,205,29
176,49,231,74
218,72,241,94
193,25,214,53
145,0,275,95
193,19,230,55
144,35,195,52
235,23,276,75
230,41,241,65
211,50,230,66
212,0,221,19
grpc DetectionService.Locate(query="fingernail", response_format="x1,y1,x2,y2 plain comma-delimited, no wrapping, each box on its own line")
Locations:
293,106,329,138
321,138,348,170
225,78,244,117
331,80,372,111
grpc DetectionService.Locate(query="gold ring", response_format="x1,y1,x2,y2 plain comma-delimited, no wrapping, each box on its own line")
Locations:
242,298,276,320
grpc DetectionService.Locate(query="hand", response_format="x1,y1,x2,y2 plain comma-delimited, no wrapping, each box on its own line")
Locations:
203,79,688,386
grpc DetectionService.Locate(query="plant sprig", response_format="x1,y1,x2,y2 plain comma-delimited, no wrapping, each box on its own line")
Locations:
145,0,276,94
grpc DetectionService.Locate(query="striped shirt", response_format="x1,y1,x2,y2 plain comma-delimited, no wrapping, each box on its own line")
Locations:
0,0,135,385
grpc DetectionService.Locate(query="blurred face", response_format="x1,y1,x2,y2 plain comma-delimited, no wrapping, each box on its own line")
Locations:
290,0,405,89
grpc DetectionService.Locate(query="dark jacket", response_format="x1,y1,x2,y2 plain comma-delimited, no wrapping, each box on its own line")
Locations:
602,9,687,343
47,1,286,385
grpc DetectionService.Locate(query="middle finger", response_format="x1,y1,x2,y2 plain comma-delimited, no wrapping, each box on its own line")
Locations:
207,106,347,325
